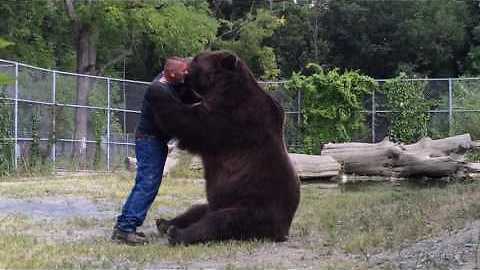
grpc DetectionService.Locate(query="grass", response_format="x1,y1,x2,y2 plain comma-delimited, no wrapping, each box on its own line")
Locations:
293,181,480,259
1,154,480,269
467,148,480,162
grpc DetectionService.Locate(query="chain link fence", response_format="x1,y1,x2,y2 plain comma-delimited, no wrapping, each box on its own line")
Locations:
0,59,302,173
0,59,150,173
1,58,479,173
367,78,480,143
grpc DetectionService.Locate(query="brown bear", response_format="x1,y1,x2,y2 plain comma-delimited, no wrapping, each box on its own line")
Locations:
150,50,300,245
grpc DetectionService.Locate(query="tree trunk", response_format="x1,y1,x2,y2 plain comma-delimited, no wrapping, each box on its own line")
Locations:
72,27,97,168
65,0,97,168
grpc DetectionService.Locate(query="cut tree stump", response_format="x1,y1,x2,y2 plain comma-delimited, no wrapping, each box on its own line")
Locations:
321,134,477,179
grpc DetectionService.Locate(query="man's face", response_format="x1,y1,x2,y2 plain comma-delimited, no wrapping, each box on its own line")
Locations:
165,59,189,83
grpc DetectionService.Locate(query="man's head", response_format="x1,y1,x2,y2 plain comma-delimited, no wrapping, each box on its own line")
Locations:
164,57,189,83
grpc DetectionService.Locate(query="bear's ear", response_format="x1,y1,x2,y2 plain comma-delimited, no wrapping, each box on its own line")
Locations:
220,53,239,71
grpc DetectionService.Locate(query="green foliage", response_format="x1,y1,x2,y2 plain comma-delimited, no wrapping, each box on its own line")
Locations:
450,79,480,140
216,9,281,80
0,0,478,80
0,92,13,176
271,5,327,78
382,76,431,143
132,2,218,59
402,0,468,76
0,1,58,68
0,73,11,87
0,38,13,50
0,38,13,85
466,46,480,75
0,38,14,176
29,108,41,169
466,149,480,162
287,64,377,154
316,0,468,78
16,106,54,176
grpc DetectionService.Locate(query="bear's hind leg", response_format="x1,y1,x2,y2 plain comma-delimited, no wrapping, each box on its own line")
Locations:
168,207,275,245
156,204,209,234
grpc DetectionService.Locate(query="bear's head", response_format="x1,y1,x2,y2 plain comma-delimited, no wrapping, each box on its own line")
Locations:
186,50,256,98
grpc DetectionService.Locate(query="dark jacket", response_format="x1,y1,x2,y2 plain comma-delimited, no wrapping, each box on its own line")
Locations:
136,73,200,139
136,74,175,139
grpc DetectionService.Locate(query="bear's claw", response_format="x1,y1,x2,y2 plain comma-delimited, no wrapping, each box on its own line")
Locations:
167,226,184,246
155,218,170,235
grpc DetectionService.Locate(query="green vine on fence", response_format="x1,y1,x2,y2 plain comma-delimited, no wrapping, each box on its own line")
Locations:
29,107,41,169
0,92,13,176
287,64,377,154
0,37,14,175
382,75,431,143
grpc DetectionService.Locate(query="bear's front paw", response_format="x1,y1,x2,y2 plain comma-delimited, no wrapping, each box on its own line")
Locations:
167,226,185,246
155,218,171,235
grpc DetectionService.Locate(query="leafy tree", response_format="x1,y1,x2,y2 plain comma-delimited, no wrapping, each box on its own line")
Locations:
61,0,217,165
216,9,281,80
0,1,58,67
465,1,480,75
402,0,468,77
0,93,13,176
320,0,468,78
270,4,328,78
287,64,377,154
0,38,14,175
210,0,273,20
0,38,14,85
466,47,480,75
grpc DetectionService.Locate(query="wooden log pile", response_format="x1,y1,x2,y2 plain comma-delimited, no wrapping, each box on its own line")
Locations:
125,134,480,183
320,134,480,182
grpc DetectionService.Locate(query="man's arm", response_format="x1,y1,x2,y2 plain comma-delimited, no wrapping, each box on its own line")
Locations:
148,82,243,152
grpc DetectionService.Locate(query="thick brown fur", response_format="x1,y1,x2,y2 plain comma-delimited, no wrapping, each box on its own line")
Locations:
150,50,300,245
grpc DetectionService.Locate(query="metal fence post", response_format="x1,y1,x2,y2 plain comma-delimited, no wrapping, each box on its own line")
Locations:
107,78,111,172
52,71,56,172
371,89,376,143
13,63,18,170
448,78,453,136
123,80,127,158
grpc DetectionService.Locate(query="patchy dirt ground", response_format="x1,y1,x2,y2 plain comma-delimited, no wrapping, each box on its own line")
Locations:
0,197,115,220
371,220,480,270
1,175,480,269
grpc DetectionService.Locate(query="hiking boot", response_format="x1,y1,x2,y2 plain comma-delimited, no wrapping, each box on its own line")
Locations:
135,231,146,238
111,228,148,246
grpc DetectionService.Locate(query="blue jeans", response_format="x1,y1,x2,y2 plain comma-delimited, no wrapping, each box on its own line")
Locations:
115,136,169,233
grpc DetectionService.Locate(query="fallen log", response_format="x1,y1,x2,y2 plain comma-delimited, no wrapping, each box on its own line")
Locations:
125,144,179,176
126,152,341,181
466,163,480,173
124,134,478,182
289,154,340,180
321,134,476,179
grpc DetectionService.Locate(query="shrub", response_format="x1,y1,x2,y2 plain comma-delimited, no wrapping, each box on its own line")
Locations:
286,64,377,154
382,76,431,143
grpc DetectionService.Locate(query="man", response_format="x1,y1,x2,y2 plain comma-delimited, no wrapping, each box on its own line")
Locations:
112,57,190,245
